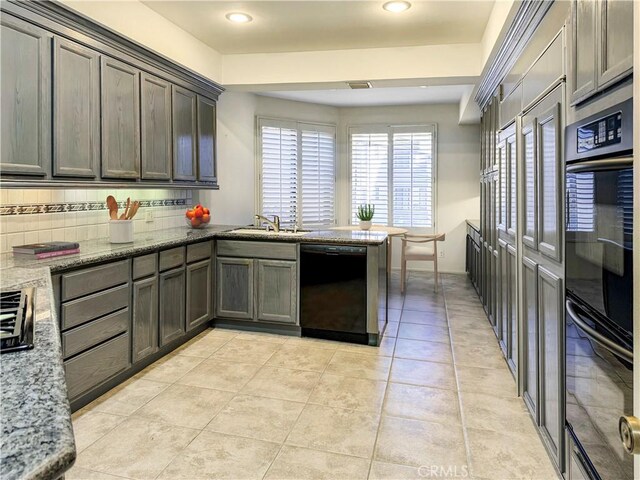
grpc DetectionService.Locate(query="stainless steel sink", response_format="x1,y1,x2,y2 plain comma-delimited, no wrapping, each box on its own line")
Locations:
228,228,309,237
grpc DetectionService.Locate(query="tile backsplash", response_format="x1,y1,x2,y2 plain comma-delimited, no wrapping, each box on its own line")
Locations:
0,188,197,253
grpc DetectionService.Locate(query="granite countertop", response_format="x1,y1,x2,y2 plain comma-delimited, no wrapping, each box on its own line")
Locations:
466,219,480,232
0,268,76,480
1,225,388,273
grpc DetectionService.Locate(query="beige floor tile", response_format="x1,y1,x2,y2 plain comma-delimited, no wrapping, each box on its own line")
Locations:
204,328,240,339
466,427,559,480
309,373,387,412
337,335,396,357
397,323,450,344
134,384,233,429
368,461,425,480
284,336,341,350
286,404,380,459
374,416,467,469
265,445,370,480
89,378,169,416
456,365,517,398
75,417,198,480
266,344,335,372
210,338,281,365
389,358,457,390
394,338,452,364
452,344,508,370
387,309,402,322
176,359,261,392
173,332,230,358
206,394,304,443
235,331,289,344
448,326,498,346
325,351,392,381
158,430,280,480
383,382,460,424
72,411,126,453
446,313,489,330
241,366,321,402
385,322,399,338
460,391,534,435
135,354,205,383
65,466,127,479
400,310,447,327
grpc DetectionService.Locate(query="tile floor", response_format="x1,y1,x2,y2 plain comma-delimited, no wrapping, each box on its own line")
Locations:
67,272,560,480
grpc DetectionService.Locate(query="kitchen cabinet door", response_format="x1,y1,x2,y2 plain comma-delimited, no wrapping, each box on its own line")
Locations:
538,266,564,468
197,96,217,183
186,259,212,331
522,119,537,249
0,15,51,177
132,275,158,363
598,0,633,88
172,85,197,181
507,132,517,238
159,266,186,346
140,73,172,180
537,101,562,261
522,256,539,419
53,38,100,178
256,260,297,324
497,139,507,232
216,258,254,320
569,0,597,104
498,240,509,355
506,244,518,374
101,57,140,179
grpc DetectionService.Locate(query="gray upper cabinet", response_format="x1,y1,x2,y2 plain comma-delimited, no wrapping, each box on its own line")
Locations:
159,266,186,346
132,275,158,363
216,257,254,320
256,260,297,324
570,0,633,105
140,73,172,180
53,38,100,178
186,259,213,331
101,56,140,179
522,118,537,249
172,86,197,181
0,15,51,177
197,96,217,183
597,0,633,87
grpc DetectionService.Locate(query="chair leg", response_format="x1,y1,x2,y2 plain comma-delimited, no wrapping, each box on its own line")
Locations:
401,259,406,294
433,258,439,293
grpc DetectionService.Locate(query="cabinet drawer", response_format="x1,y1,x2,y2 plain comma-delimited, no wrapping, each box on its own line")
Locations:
61,284,129,331
133,253,157,279
187,241,212,263
159,246,185,271
64,333,130,400
62,260,129,300
216,240,297,260
62,308,129,359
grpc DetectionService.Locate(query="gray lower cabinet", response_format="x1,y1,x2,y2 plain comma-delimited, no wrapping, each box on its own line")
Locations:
159,266,186,346
522,255,539,419
132,275,159,363
506,244,518,374
140,72,172,180
186,259,213,330
216,257,254,320
498,240,508,354
172,85,197,181
197,95,217,183
53,37,100,178
256,260,297,324
101,56,140,179
0,14,51,177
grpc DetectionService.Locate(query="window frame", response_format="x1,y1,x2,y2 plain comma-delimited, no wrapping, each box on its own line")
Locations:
347,123,438,231
255,116,337,228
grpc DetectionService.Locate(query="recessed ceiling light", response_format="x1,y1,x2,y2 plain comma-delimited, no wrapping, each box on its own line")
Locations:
383,1,411,13
226,12,253,23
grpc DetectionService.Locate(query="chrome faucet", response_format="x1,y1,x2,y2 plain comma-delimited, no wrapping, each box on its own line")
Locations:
255,214,280,232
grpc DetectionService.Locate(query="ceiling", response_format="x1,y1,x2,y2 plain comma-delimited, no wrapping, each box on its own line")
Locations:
142,1,495,54
256,84,475,107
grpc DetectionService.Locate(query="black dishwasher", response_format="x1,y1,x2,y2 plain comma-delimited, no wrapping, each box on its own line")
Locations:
300,244,368,344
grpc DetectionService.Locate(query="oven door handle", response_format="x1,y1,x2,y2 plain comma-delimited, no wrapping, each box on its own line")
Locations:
566,156,633,173
566,299,633,362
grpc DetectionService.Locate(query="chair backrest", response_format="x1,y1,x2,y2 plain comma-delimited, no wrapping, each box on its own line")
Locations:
402,233,445,244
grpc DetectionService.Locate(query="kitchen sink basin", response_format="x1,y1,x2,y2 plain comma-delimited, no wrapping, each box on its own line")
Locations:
228,228,309,237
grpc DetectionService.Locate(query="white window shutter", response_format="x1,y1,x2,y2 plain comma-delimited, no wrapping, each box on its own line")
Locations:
301,128,335,227
566,172,595,232
351,132,389,225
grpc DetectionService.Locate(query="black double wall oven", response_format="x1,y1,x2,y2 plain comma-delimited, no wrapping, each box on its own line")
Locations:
564,98,634,480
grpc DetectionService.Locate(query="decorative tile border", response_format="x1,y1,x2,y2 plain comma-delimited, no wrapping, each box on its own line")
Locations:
0,199,187,216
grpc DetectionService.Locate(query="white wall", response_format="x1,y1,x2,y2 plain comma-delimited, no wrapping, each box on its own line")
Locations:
205,95,480,274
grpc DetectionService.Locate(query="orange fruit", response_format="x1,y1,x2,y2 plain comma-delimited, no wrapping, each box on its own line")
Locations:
203,207,210,215
191,217,202,227
202,213,210,223
194,208,204,218
186,210,195,219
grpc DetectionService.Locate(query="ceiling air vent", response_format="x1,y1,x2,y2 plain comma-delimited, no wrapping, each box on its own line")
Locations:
347,81,372,89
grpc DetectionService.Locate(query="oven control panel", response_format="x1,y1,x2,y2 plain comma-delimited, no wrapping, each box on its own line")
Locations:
577,111,622,153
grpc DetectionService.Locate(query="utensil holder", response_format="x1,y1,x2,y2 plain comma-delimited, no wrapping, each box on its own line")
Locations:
109,220,134,243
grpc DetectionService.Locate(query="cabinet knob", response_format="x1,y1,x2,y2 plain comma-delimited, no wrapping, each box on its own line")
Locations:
619,416,640,454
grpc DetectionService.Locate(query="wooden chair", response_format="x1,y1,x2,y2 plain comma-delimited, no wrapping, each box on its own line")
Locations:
400,233,446,293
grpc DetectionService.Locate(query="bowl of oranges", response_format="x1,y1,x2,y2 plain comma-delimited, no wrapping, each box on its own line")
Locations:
185,204,211,229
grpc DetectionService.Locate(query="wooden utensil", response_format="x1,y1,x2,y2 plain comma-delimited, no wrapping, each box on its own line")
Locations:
127,201,140,220
106,195,118,220
119,197,130,220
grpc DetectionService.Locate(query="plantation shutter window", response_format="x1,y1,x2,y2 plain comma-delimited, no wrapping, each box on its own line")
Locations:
351,132,389,225
258,118,336,228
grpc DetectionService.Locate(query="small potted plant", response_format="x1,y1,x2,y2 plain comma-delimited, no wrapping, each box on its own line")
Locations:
356,204,375,230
